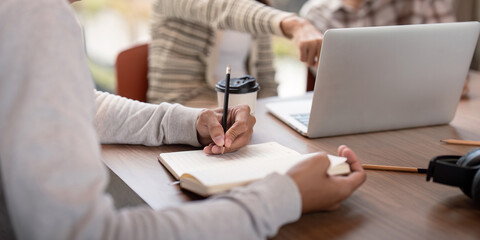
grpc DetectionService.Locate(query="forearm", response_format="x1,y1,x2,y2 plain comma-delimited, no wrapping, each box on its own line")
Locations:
106,174,301,240
120,174,301,240
153,0,293,36
94,91,202,147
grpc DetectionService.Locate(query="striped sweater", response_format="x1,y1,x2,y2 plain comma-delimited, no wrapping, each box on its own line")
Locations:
300,0,456,33
149,0,294,105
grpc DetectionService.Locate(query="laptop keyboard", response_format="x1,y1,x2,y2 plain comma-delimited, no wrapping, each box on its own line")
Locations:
291,113,310,127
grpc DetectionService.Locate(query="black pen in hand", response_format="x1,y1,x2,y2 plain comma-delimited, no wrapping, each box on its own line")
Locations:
221,65,231,154
222,65,231,133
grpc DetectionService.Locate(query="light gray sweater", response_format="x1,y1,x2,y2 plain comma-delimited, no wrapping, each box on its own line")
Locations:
0,0,301,239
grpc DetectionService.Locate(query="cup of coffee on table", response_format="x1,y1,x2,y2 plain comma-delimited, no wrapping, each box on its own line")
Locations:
215,75,260,114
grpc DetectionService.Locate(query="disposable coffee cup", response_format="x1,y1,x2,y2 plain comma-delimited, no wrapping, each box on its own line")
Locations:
215,75,260,114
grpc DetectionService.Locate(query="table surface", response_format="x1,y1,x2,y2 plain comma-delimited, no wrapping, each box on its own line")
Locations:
102,72,480,240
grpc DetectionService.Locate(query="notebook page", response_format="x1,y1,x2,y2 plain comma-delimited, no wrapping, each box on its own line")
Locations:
186,153,310,187
159,142,301,179
184,153,348,193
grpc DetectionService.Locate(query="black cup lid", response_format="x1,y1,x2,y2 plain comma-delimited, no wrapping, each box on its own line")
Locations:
215,75,260,93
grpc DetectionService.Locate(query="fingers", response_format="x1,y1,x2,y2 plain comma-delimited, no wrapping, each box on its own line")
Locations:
203,111,224,147
223,105,255,153
203,143,225,155
299,38,322,66
196,109,224,147
280,16,323,66
306,46,316,66
203,143,214,154
299,43,308,62
334,146,366,193
203,105,255,155
290,147,364,213
315,40,322,66
224,118,252,150
338,145,363,173
225,106,250,147
305,40,322,66
294,21,323,66
337,145,348,156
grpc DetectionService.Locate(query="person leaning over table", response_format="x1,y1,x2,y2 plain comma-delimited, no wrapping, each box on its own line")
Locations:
0,0,366,239
148,0,324,105
300,0,471,97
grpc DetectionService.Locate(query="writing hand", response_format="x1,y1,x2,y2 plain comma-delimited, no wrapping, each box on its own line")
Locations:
196,105,255,155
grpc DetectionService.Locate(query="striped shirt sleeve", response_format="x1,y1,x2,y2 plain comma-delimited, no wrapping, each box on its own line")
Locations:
153,0,294,37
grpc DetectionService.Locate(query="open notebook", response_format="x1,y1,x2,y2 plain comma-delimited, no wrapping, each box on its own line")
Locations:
158,142,350,196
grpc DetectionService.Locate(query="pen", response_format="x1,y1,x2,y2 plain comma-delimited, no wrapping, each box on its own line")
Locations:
362,164,427,173
440,139,480,146
222,65,231,134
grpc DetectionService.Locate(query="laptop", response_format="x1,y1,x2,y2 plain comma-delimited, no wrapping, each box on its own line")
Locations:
266,22,480,138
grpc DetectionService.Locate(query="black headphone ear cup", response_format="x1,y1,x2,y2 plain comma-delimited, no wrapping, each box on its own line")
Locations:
456,148,480,167
456,148,480,198
472,170,480,204
457,154,468,166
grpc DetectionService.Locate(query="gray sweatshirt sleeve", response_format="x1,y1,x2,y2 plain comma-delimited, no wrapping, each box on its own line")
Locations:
94,91,203,147
0,0,302,239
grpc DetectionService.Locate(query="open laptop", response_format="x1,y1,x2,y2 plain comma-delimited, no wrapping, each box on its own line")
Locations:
266,22,480,138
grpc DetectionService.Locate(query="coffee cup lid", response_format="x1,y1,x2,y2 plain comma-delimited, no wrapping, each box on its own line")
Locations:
215,75,260,93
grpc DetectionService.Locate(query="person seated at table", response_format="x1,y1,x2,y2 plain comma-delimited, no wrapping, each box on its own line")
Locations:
148,0,324,106
300,0,470,97
0,0,366,239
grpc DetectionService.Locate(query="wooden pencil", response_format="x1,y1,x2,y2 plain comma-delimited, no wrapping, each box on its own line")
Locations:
440,139,480,146
362,164,427,173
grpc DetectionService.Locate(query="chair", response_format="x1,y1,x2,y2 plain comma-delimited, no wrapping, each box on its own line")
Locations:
115,43,149,102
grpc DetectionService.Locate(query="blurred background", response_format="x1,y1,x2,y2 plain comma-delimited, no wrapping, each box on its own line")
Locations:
73,0,480,97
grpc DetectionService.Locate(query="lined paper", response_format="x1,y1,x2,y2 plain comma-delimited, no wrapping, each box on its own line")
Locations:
159,142,301,179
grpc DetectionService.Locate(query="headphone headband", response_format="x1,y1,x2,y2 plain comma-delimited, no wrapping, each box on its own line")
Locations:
426,155,478,189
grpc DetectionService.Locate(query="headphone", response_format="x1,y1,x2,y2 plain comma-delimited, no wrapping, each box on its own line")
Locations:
426,148,480,203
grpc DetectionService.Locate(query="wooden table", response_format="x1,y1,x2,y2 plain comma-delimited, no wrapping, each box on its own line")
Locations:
103,71,480,239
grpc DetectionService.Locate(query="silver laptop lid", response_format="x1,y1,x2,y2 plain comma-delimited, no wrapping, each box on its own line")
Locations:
308,22,480,137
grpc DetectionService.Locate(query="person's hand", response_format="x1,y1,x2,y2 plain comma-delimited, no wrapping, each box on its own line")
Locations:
280,16,323,67
287,145,366,213
196,105,255,155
